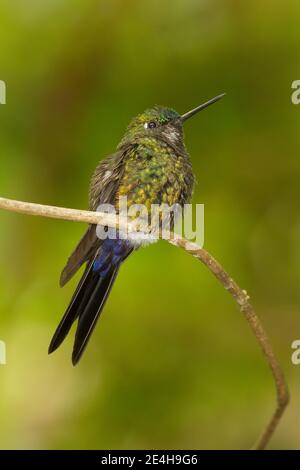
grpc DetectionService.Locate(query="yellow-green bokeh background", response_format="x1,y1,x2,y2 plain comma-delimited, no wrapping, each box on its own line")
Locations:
0,0,299,450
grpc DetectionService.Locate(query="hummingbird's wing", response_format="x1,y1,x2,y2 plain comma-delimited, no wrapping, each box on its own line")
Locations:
60,225,100,287
49,148,134,359
59,225,101,287
49,257,96,354
59,149,128,287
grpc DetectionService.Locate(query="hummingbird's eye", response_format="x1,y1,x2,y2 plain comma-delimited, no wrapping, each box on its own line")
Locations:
144,121,157,129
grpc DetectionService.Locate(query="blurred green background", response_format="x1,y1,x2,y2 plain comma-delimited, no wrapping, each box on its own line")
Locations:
0,0,299,450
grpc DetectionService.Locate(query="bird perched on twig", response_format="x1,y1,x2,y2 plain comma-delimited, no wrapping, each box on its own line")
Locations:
48,94,225,365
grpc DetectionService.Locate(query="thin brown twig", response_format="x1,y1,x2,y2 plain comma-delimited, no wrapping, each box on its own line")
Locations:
0,196,289,449
169,239,289,450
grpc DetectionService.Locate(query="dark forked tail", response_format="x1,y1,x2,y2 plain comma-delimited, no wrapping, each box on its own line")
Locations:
49,239,133,365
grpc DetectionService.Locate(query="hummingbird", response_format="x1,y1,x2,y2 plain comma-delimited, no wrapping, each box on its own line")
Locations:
48,94,225,365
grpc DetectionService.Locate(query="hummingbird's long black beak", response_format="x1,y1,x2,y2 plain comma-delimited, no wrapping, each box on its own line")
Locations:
181,93,226,122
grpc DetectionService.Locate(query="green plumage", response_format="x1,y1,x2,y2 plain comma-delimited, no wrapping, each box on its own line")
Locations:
117,137,194,209
91,106,195,213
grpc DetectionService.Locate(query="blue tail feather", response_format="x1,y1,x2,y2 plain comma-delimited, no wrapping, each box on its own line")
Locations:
49,238,133,364
93,239,132,277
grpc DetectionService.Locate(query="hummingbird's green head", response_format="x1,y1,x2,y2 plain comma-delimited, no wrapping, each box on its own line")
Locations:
118,94,225,149
119,106,183,148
